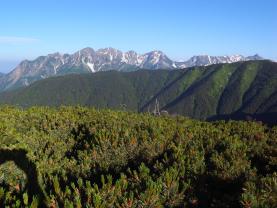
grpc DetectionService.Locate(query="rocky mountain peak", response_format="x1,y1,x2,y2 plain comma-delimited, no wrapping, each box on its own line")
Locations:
0,47,265,91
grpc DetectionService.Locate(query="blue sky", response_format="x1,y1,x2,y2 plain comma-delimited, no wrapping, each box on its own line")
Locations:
0,0,276,72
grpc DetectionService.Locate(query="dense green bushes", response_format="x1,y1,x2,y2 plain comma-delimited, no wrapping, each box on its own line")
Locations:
0,106,276,207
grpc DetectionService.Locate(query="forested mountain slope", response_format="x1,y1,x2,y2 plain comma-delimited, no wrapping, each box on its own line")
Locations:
0,60,276,123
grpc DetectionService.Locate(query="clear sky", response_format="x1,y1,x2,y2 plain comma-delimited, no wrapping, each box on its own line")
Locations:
0,0,276,72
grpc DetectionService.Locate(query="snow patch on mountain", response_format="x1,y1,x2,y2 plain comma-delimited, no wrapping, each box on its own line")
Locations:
87,62,95,73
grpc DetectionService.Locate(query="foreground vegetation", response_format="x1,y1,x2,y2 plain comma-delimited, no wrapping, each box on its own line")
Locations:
0,106,276,207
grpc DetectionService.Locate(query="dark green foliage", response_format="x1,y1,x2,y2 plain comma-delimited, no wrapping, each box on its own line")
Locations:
0,106,276,207
0,61,276,124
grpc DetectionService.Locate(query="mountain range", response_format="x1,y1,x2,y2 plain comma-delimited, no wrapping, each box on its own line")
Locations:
1,60,276,124
0,47,264,91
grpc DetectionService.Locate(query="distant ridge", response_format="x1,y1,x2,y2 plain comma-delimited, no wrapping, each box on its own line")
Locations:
0,47,265,91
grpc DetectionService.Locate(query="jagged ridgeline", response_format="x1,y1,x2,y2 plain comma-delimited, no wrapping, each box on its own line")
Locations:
0,47,263,92
0,106,276,207
0,60,276,124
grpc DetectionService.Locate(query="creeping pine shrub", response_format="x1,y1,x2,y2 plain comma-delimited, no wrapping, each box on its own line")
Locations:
0,106,276,207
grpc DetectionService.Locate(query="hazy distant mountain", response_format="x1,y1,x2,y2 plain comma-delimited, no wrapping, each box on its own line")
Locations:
245,54,264,61
0,47,265,91
176,54,264,68
1,60,276,124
